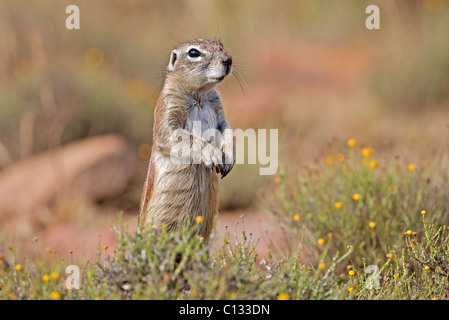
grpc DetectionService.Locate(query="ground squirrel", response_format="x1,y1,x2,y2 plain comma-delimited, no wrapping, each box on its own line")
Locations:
139,38,235,240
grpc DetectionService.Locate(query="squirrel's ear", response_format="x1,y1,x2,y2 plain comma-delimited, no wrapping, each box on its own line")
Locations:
168,50,178,71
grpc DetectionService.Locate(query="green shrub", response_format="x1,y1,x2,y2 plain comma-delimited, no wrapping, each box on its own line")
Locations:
264,141,449,270
1,208,449,300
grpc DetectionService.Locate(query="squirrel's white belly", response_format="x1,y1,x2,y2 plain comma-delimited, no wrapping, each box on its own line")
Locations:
185,101,219,146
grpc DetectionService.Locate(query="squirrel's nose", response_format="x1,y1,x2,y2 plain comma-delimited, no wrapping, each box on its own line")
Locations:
221,56,232,67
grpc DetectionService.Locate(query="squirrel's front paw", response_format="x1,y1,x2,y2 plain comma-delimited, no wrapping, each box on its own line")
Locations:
220,143,235,178
202,144,223,170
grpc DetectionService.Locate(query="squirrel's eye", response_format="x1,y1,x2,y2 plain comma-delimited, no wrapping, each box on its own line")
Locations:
188,48,201,58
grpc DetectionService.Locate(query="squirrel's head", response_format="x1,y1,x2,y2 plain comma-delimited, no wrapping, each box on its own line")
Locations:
166,38,232,92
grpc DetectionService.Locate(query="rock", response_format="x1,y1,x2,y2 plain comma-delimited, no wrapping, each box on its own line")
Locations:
0,134,138,215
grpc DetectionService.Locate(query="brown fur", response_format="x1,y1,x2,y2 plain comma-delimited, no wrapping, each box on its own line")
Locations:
139,39,235,240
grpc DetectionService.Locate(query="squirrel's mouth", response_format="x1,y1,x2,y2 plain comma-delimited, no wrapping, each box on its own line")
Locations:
225,64,232,76
210,75,225,82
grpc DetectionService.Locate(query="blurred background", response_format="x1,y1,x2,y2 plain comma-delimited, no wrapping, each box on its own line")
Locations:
1,0,449,263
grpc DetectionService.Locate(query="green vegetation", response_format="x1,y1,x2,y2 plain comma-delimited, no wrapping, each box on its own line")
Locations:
2,142,449,300
265,140,449,270
1,1,449,301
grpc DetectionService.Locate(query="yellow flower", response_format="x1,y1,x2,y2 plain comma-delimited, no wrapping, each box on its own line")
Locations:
317,238,325,245
103,245,108,250
347,139,357,147
51,272,59,280
421,210,427,215
277,293,290,300
406,230,412,235
301,264,307,269
15,264,22,271
361,147,372,158
84,47,104,68
335,201,343,209
293,214,300,221
386,253,393,259
337,153,345,162
408,163,416,171
353,194,361,201
195,216,203,224
42,274,50,282
138,143,151,160
424,266,430,271
318,262,326,270
95,297,102,300
327,232,333,238
190,288,198,297
325,155,334,165
348,270,355,276
199,236,204,241
369,221,376,228
274,177,281,185
125,78,154,101
393,274,399,279
369,160,378,168
348,287,353,293
51,291,61,300
431,297,438,300
163,273,171,282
